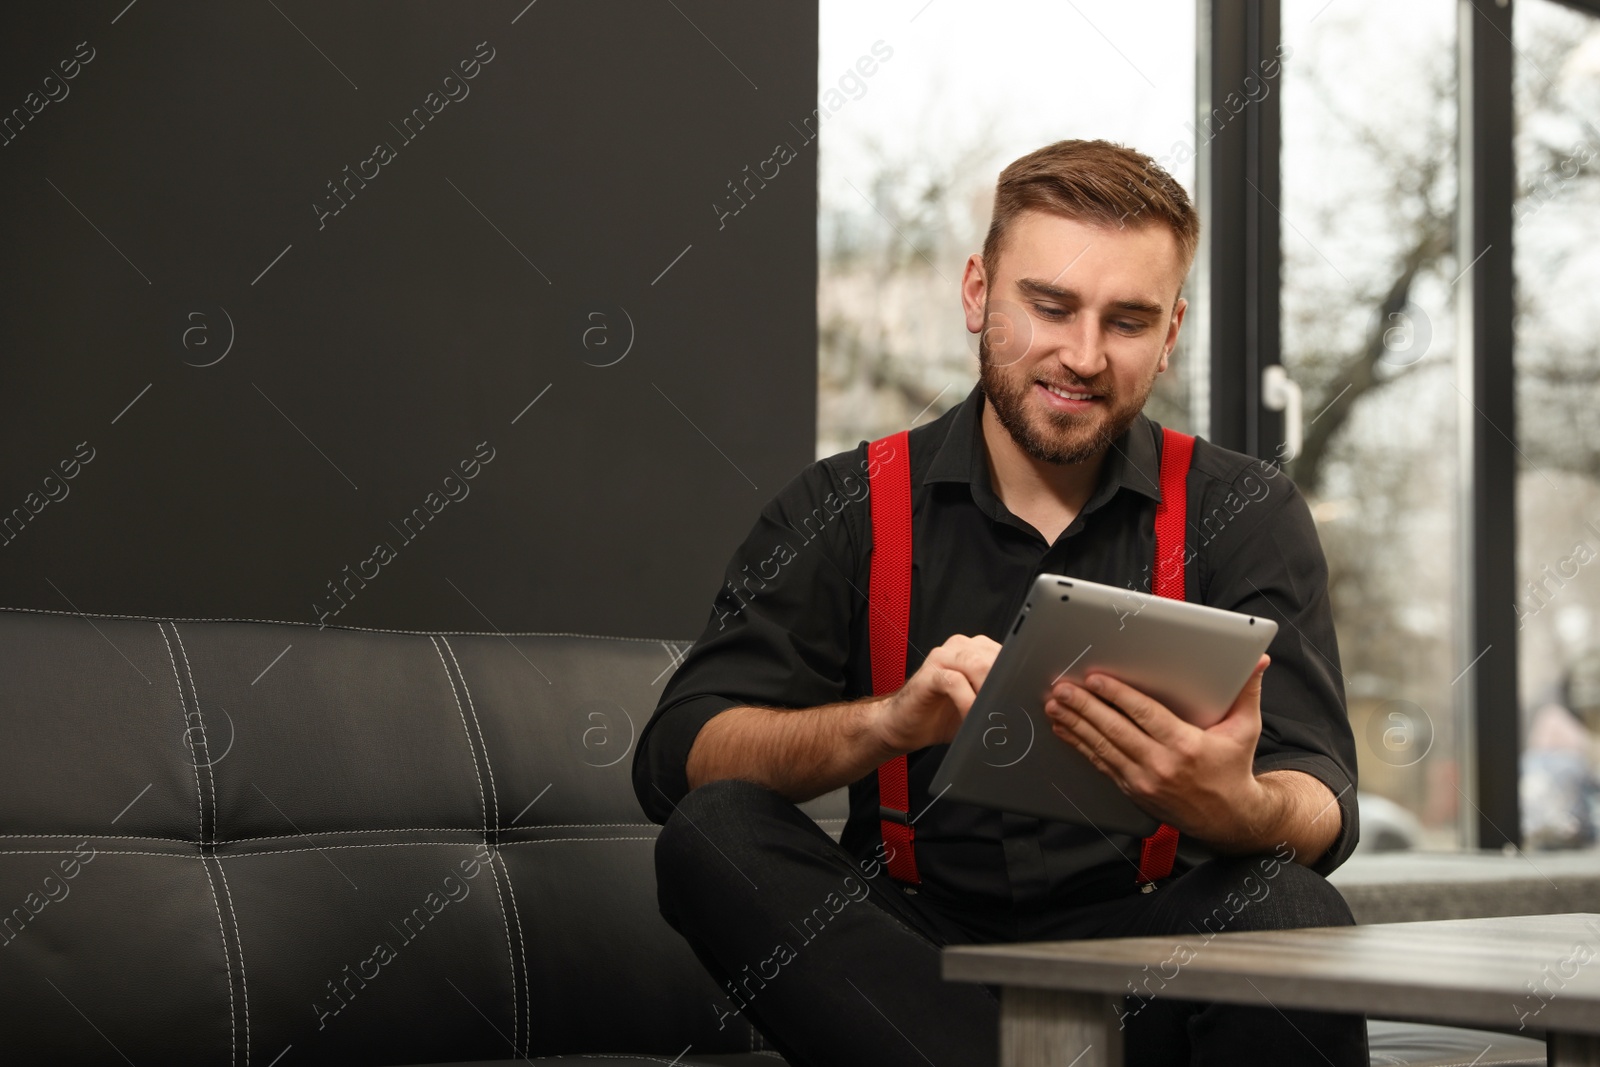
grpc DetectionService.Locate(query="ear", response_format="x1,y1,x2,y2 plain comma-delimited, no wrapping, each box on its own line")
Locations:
961,254,988,335
1160,296,1187,374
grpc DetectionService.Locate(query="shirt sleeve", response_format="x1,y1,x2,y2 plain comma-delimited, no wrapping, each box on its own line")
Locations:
1198,459,1361,875
631,453,868,824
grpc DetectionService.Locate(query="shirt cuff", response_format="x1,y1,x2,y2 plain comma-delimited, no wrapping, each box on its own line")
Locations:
634,694,740,824
1251,752,1359,875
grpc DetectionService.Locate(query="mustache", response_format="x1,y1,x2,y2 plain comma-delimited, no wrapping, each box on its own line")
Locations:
1036,375,1110,398
975,333,1112,399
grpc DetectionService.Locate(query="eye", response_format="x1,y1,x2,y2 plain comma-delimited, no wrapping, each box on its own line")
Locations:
1112,320,1146,334
1032,304,1067,320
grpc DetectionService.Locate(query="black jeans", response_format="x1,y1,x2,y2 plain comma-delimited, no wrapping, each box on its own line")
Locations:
655,779,1368,1067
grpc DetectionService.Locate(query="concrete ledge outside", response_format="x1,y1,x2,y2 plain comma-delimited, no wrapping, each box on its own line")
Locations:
1331,849,1600,924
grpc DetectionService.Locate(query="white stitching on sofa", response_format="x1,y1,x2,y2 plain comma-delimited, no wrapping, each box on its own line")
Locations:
0,849,213,858
0,825,669,842
167,622,238,1067
212,855,251,1067
217,838,661,856
198,844,237,1067
482,845,519,1051
506,823,662,829
445,635,531,1054
0,603,687,645
430,637,489,834
0,834,202,841
158,625,207,845
493,849,532,1056
430,635,517,1049
442,636,501,836
172,624,219,842
222,828,493,841
0,838,663,858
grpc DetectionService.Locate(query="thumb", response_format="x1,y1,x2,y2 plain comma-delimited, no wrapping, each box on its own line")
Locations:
1213,654,1270,734
1241,653,1270,699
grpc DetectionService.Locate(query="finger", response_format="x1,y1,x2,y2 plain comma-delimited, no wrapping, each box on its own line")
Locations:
1212,654,1270,735
1046,685,1142,778
931,667,979,717
1047,681,1159,766
963,644,1001,691
942,638,1002,693
1049,704,1134,791
1080,672,1194,747
1217,654,1269,719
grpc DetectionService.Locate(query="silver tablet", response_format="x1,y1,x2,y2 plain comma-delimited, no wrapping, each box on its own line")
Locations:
928,573,1279,838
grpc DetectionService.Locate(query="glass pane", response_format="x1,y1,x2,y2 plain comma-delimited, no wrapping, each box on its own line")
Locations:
1280,0,1462,849
817,1,1197,458
1513,0,1600,851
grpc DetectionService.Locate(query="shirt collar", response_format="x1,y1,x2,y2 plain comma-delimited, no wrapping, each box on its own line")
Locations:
924,383,1165,505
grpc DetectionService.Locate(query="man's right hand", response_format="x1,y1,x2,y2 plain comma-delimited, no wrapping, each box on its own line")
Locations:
871,634,1003,754
684,633,1002,802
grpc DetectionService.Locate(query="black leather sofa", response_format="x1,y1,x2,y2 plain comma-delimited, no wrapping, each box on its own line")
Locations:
0,605,1549,1065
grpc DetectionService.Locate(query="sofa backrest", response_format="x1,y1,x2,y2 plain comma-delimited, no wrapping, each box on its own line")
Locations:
0,606,845,1064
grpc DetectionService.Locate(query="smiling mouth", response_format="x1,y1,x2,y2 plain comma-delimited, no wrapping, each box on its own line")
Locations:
1039,381,1099,402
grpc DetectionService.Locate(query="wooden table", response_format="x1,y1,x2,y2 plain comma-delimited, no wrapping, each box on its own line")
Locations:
943,912,1600,1066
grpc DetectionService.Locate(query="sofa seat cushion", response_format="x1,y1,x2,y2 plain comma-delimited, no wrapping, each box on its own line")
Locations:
410,1020,1550,1067
1366,1019,1546,1066
410,1056,785,1066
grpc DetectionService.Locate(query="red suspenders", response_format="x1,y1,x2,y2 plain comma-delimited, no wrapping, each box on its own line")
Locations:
867,431,921,884
866,425,1196,889
1138,427,1196,885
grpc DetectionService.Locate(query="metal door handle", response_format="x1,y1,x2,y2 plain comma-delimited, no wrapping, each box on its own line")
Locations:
1262,365,1302,463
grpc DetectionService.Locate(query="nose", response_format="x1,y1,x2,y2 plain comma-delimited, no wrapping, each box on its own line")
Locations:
1052,316,1107,382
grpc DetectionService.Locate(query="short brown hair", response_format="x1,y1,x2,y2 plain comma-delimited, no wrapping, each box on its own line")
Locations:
981,139,1199,289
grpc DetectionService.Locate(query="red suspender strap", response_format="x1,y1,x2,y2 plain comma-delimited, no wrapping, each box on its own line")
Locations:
1137,427,1197,887
867,430,920,884
1152,428,1196,602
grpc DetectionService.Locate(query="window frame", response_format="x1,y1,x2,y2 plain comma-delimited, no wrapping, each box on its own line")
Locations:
1200,0,1560,847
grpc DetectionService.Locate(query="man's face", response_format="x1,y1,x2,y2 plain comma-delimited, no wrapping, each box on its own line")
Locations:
963,210,1188,465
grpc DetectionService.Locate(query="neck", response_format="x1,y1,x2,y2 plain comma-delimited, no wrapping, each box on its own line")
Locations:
979,396,1108,519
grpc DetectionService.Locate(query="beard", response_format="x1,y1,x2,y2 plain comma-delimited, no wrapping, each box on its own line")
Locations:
976,316,1158,466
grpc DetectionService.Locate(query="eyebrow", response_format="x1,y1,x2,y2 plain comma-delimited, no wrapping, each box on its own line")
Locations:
1015,278,1164,318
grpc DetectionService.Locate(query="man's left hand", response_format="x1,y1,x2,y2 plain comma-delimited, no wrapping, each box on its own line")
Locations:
1043,655,1333,858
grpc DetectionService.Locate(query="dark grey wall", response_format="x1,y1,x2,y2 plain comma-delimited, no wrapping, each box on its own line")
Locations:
0,0,818,639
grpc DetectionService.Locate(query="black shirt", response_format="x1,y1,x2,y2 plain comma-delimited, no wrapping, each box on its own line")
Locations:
633,383,1358,914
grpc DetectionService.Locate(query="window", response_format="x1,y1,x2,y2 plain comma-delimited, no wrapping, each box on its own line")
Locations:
1513,0,1600,850
1279,0,1462,847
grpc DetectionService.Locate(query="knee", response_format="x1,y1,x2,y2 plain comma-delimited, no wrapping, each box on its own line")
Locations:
660,778,791,847
1258,859,1353,929
654,779,791,904
1185,854,1353,935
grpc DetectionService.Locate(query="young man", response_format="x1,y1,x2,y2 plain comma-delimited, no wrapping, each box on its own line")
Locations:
633,139,1364,1066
